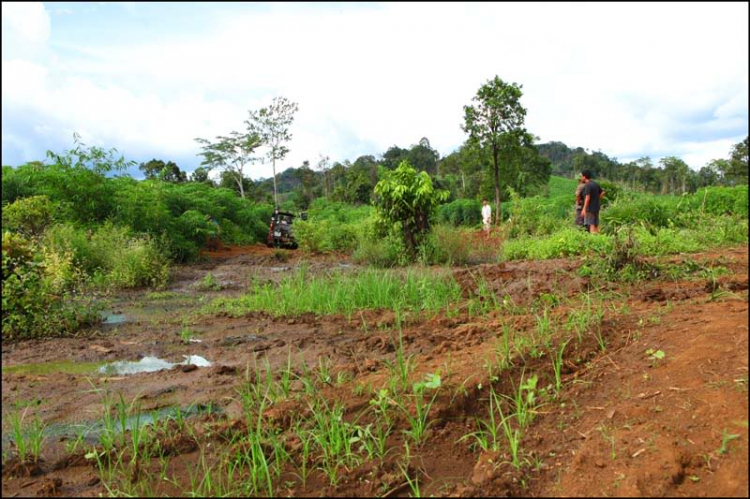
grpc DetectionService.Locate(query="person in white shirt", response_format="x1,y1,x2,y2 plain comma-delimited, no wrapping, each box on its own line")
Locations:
481,199,492,238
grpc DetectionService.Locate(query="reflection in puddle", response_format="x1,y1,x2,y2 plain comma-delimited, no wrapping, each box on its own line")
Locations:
101,313,127,325
99,355,211,375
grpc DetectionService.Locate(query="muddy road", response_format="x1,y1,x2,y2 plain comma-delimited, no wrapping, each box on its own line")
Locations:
2,243,748,497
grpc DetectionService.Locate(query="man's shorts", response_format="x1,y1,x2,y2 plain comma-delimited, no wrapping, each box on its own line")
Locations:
483,219,491,231
584,211,599,227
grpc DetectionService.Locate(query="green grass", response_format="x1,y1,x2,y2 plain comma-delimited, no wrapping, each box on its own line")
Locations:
8,408,46,462
204,267,462,318
2,360,105,376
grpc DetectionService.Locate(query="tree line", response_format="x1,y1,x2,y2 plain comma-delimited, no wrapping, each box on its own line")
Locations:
133,77,748,212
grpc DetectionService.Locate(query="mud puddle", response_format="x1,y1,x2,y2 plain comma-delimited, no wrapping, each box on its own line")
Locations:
99,355,212,376
1,403,221,451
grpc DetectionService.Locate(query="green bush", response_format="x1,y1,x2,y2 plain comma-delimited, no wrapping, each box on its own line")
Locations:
436,199,482,227
42,223,169,289
353,234,408,268
503,228,614,260
294,217,363,254
2,195,56,237
2,232,99,340
420,225,473,265
503,213,748,261
4,162,275,264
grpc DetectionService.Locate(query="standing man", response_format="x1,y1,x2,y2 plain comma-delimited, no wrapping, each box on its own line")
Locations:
580,170,605,234
481,199,492,238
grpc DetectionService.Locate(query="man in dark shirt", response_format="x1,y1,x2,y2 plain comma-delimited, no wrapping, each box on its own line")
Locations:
580,170,605,234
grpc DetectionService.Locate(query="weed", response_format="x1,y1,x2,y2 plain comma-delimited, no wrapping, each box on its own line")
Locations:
598,425,617,460
460,387,503,452
197,272,222,291
645,348,666,366
8,408,46,462
394,372,442,446
551,340,569,395
179,326,194,344
502,372,538,430
717,429,740,455
400,462,422,497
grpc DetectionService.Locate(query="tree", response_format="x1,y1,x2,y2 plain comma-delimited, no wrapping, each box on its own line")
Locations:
189,166,213,185
373,160,449,255
293,160,319,209
247,96,299,207
407,137,440,176
139,159,187,182
381,145,409,170
315,154,331,198
726,136,749,185
659,156,690,194
463,76,527,224
195,131,261,199
218,170,254,196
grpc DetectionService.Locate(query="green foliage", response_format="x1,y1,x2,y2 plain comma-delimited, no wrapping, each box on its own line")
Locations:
436,198,482,226
602,186,748,234
4,157,275,263
352,233,408,268
504,189,572,238
374,161,449,255
597,180,620,208
2,195,56,237
419,225,474,266
43,223,169,289
504,213,748,262
294,219,359,254
2,232,99,340
205,268,462,318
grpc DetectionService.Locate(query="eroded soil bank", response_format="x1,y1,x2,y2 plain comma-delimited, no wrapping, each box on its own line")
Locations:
2,243,748,497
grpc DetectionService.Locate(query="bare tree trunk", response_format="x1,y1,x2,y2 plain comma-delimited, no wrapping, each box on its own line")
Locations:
272,158,278,207
493,145,501,225
235,169,245,199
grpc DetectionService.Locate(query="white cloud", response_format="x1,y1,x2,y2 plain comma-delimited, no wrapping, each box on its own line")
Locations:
1,2,748,175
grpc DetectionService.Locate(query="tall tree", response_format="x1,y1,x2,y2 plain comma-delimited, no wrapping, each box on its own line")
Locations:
726,136,749,185
247,96,299,207
462,76,527,223
407,137,440,176
139,159,187,182
659,156,690,195
315,154,331,198
195,131,261,199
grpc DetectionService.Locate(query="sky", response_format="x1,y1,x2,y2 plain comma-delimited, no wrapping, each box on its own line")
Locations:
2,2,748,179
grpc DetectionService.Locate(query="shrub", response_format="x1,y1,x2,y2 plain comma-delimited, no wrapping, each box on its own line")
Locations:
2,232,99,340
2,195,56,237
42,223,170,289
353,234,408,268
436,199,482,227
420,225,473,266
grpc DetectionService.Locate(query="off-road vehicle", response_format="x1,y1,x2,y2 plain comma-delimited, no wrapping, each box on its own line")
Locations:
266,210,306,249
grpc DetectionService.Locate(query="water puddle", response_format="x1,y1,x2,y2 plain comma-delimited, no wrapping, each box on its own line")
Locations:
99,355,211,376
2,404,221,451
101,312,127,325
